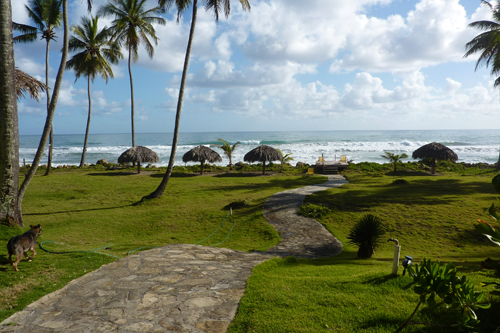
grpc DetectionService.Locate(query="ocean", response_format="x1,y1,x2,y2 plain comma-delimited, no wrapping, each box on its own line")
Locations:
18,129,500,167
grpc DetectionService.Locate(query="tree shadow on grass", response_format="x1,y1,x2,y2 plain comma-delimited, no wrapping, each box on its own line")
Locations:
23,204,132,216
87,172,138,176
148,172,198,178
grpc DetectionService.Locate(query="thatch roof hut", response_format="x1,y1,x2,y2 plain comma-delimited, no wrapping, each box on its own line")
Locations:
244,145,283,175
15,68,46,101
183,145,222,174
118,146,159,173
412,142,458,174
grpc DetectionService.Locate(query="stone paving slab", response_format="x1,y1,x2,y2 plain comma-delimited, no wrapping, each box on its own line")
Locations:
1,174,347,332
261,175,347,258
1,245,273,333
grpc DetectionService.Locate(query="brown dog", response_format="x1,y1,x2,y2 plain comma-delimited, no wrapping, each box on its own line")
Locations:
7,224,42,271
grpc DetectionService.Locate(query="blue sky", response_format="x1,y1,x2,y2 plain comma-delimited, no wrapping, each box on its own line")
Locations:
11,0,500,135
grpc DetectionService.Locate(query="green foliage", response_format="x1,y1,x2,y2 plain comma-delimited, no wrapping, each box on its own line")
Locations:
211,138,240,171
396,258,490,332
381,151,409,173
276,149,293,173
347,214,385,259
298,203,331,218
475,174,500,260
464,0,500,87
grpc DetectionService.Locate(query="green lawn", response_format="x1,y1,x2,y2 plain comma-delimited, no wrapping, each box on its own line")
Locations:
0,165,324,321
2,164,500,332
228,170,500,332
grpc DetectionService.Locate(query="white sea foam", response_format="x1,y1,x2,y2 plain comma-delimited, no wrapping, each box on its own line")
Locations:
18,130,500,167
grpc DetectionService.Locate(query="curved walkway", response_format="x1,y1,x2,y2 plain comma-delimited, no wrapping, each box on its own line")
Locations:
0,175,347,333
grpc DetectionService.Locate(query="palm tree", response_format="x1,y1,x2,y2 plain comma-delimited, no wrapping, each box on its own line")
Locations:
16,1,93,224
66,16,123,168
24,0,63,175
277,149,293,173
1,0,22,225
145,0,250,200
464,0,500,169
211,138,239,171
98,0,165,148
381,151,408,173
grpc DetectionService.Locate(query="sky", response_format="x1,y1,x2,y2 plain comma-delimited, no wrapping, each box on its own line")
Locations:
11,0,500,135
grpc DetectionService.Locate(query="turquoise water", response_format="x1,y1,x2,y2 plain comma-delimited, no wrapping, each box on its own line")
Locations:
19,129,500,166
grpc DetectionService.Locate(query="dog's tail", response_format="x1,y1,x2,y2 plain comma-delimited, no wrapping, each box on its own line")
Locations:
6,236,18,256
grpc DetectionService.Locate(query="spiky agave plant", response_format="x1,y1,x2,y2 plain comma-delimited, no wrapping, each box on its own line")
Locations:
348,214,385,259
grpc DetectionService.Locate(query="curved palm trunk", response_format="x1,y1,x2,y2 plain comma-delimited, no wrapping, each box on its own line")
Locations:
0,0,22,225
497,88,500,170
44,39,52,176
128,45,135,148
146,0,197,199
18,0,69,219
80,76,92,168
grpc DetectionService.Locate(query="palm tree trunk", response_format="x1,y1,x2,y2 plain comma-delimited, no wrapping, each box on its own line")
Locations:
0,0,22,225
128,45,135,148
18,0,69,218
80,76,91,168
145,0,198,200
497,87,500,170
44,39,52,176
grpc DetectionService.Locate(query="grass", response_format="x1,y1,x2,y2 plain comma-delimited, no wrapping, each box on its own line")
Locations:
228,169,500,332
2,163,500,332
0,165,324,321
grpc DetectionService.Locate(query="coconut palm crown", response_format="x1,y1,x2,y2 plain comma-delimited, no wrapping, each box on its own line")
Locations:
66,15,123,168
464,0,500,168
98,0,166,148
464,0,500,87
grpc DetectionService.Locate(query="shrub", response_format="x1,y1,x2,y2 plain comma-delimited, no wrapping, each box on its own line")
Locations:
298,203,332,218
347,214,385,259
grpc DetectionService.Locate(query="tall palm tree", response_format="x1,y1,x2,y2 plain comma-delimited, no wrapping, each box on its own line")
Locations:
381,151,408,173
145,0,250,199
464,0,500,169
66,16,123,168
25,0,63,175
211,138,240,171
16,1,93,224
1,0,22,225
98,0,165,148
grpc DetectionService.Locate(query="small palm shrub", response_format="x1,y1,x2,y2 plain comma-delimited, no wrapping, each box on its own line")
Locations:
347,214,385,259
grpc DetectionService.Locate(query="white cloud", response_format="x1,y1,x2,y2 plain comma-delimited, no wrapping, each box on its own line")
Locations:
445,78,461,94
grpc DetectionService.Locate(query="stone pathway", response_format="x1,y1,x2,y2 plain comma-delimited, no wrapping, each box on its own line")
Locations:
0,175,347,333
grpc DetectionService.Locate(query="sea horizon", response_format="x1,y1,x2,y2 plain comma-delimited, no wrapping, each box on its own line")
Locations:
19,129,500,167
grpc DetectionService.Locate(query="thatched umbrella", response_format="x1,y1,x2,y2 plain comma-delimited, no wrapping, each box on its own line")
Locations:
15,68,46,101
244,145,283,175
412,142,458,174
183,145,222,175
118,146,159,173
